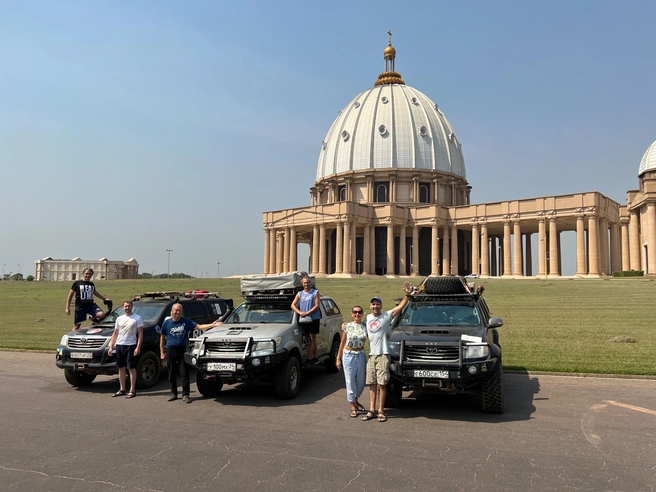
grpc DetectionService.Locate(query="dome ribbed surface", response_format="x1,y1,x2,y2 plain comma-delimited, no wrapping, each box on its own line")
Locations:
316,84,465,182
639,140,656,176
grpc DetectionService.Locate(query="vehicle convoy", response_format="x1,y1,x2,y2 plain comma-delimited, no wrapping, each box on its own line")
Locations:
184,272,344,399
387,276,505,413
56,291,233,389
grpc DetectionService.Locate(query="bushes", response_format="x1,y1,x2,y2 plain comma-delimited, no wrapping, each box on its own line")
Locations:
612,270,644,277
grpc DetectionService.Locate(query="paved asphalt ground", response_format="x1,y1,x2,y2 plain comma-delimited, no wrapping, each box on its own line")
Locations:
0,351,654,492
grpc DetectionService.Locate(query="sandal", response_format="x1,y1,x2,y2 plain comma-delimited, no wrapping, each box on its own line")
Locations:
350,408,358,418
354,402,366,413
125,392,136,399
378,412,387,422
361,411,376,421
112,390,126,398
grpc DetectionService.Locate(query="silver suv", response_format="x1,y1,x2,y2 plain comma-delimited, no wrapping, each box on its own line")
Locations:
184,273,344,399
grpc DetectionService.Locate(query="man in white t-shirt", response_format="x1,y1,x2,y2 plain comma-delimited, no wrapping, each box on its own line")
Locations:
108,300,144,399
361,282,412,423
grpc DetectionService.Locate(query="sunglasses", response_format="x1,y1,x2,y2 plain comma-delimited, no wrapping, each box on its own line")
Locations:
352,310,363,315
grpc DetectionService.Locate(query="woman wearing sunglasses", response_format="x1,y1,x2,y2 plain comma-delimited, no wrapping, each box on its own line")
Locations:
336,306,368,417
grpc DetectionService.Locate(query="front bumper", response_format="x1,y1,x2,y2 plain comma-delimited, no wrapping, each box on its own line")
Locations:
389,357,498,390
185,350,289,383
55,345,118,375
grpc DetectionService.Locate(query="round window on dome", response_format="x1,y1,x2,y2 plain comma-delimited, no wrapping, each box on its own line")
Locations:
419,126,428,136
411,97,418,105
381,96,389,104
378,125,387,136
341,131,350,142
354,102,360,108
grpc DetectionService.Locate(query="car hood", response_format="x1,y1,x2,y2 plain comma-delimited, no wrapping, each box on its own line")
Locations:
201,322,296,340
66,324,115,338
390,324,487,344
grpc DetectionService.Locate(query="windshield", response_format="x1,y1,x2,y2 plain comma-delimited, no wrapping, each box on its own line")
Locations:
400,303,480,326
225,302,293,324
102,304,166,324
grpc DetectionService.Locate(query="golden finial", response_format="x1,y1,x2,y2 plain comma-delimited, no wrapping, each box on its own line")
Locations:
375,30,404,86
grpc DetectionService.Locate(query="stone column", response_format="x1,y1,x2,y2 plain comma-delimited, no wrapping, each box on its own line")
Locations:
263,229,270,274
451,225,459,275
343,220,351,274
513,221,522,276
481,224,489,276
431,225,439,276
629,211,640,271
400,226,407,275
588,216,599,275
598,218,609,275
335,222,343,274
648,203,656,275
311,225,319,274
472,224,480,275
269,229,277,274
620,219,630,271
276,232,283,273
538,219,546,276
412,226,419,276
576,215,586,275
548,218,559,276
525,233,532,276
442,226,450,276
503,222,512,276
283,229,290,273
290,227,297,271
363,224,371,275
318,225,326,274
386,223,394,275
609,222,620,274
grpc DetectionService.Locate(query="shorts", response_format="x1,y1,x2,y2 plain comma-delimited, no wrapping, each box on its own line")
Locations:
74,304,102,324
115,345,138,369
366,354,391,385
301,318,320,335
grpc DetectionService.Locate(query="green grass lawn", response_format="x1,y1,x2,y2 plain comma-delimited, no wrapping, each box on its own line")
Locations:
1,277,654,376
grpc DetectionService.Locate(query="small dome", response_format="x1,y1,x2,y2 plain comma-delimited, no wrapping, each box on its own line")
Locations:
638,140,656,176
384,44,396,59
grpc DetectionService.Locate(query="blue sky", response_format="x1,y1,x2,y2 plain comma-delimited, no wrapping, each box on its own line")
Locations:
1,0,655,278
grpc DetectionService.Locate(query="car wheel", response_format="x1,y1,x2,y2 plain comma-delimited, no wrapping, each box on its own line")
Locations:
274,355,301,399
386,380,403,408
136,351,161,389
324,336,340,373
196,370,223,397
64,369,96,387
480,360,505,414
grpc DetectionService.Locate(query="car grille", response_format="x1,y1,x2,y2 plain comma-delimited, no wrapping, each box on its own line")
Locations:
68,337,106,349
206,340,248,354
404,344,459,362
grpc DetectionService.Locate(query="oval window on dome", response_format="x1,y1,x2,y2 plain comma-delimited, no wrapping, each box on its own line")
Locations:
381,96,389,104
378,125,387,136
419,126,428,136
322,141,327,149
411,97,418,105
433,104,439,110
341,131,350,142
354,102,360,108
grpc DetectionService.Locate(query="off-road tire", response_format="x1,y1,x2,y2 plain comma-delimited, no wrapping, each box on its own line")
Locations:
386,379,403,408
423,276,468,295
324,336,340,373
64,369,96,387
196,371,223,397
480,362,505,414
275,355,301,399
136,351,161,389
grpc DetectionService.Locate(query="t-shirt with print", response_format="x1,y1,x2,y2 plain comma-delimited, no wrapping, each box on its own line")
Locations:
115,313,144,346
342,322,367,350
366,310,394,356
161,317,198,348
71,280,96,306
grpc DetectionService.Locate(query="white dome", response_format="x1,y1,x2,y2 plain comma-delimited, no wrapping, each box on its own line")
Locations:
316,84,466,182
639,140,656,175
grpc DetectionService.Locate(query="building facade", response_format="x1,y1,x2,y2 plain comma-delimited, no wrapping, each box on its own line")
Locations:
262,36,656,278
34,257,139,281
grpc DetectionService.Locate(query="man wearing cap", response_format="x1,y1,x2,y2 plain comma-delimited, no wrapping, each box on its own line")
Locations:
361,281,413,422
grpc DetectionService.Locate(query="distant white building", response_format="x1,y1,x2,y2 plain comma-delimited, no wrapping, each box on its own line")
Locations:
34,257,139,281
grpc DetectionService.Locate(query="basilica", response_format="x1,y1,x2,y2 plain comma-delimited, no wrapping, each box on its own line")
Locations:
262,36,656,278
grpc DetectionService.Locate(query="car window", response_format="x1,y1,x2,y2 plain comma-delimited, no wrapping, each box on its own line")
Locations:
103,304,166,324
321,299,340,317
184,302,207,321
401,304,480,326
225,302,293,324
209,302,226,316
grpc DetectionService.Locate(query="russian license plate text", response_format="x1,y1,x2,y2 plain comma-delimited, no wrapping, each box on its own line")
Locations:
207,362,235,371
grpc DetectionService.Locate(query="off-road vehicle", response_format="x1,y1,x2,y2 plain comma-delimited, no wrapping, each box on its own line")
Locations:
185,272,343,399
387,276,504,413
56,291,233,389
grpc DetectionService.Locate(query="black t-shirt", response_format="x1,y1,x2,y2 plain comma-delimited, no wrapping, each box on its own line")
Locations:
71,280,96,306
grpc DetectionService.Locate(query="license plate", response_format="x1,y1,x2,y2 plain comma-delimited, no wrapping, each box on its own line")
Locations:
207,362,235,371
414,369,449,378
70,352,92,359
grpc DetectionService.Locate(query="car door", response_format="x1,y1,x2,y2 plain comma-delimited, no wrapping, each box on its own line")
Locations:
318,298,342,355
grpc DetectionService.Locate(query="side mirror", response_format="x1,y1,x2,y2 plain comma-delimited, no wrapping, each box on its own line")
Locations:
488,317,503,328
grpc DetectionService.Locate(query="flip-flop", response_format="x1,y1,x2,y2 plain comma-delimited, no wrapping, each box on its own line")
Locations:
361,411,376,421
112,390,126,398
125,392,136,399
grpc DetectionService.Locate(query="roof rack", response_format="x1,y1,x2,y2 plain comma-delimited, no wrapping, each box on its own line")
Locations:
132,291,225,301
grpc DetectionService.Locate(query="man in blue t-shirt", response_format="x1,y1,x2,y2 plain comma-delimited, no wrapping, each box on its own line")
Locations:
160,303,220,403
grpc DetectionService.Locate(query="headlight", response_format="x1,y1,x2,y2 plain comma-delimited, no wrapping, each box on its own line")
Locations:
252,338,280,357
60,334,69,347
464,344,489,360
388,341,400,356
188,339,204,356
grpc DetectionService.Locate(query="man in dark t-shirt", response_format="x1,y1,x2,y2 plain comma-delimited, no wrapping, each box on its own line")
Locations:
64,268,111,330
